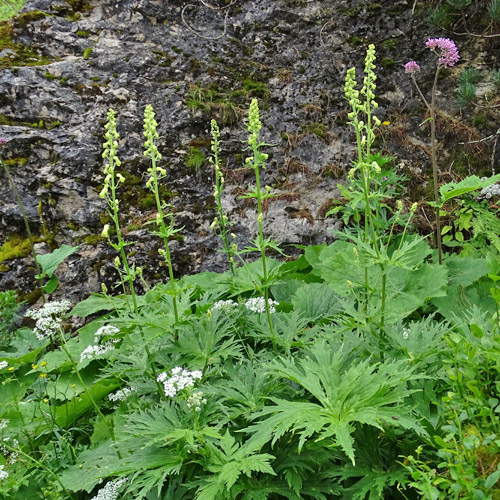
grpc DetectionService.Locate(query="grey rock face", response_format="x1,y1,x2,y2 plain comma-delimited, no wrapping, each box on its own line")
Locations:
1,0,493,303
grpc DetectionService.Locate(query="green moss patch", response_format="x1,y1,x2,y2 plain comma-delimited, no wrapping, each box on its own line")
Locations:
0,236,36,264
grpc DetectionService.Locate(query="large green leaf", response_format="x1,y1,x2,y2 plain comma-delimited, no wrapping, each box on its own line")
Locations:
435,174,500,207
291,283,341,320
36,244,79,277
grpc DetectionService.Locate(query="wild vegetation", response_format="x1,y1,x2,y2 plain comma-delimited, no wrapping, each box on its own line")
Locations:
1,5,500,499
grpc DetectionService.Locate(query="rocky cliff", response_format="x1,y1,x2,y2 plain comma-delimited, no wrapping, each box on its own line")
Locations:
0,0,498,303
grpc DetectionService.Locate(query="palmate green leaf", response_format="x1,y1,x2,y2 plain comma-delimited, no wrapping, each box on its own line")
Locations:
60,438,183,493
311,240,448,322
434,174,500,207
192,431,276,500
336,464,409,500
291,282,341,320
431,276,497,322
441,255,488,287
245,342,420,465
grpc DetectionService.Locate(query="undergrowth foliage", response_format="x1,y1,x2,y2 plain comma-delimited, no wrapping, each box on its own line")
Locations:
1,45,500,500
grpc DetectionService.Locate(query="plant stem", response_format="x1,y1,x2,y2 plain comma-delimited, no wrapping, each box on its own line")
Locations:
2,160,45,303
6,444,75,500
253,145,274,337
57,332,119,452
150,153,179,325
430,67,443,264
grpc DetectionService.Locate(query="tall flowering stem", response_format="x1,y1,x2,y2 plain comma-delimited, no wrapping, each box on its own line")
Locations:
210,119,236,274
405,38,460,264
244,99,275,335
143,105,179,325
344,45,385,320
100,109,140,310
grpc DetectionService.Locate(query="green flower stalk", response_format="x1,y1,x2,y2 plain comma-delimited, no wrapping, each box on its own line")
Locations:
209,119,235,274
100,109,139,312
244,99,275,335
143,104,179,325
0,138,45,303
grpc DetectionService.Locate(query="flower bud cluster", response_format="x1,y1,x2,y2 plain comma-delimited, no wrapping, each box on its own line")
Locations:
0,464,8,481
26,300,72,341
144,105,167,191
99,109,123,203
157,367,202,398
186,391,207,411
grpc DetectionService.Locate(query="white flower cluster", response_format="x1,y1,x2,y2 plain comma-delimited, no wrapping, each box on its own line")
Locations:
108,387,135,402
212,299,238,313
80,339,119,363
244,297,279,314
157,367,202,398
94,325,120,338
0,361,8,370
402,328,410,340
1,436,19,461
186,391,207,411
478,181,500,200
91,478,128,500
25,300,72,341
0,465,8,481
0,419,9,430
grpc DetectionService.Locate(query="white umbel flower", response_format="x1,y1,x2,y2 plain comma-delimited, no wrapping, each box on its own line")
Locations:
91,478,127,500
244,297,279,314
156,367,202,398
0,361,8,370
0,465,8,481
25,300,72,340
212,299,238,312
108,387,135,402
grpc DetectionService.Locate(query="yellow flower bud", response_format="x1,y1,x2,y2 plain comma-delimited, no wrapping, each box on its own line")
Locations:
101,224,110,238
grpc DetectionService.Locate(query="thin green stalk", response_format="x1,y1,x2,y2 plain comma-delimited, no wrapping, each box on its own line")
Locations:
2,160,45,303
430,67,443,264
150,152,179,324
143,105,180,328
211,119,235,274
57,331,120,455
6,444,76,500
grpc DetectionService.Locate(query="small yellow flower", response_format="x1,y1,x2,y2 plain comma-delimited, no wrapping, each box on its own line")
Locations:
41,361,47,366
40,373,47,378
8,367,15,371
32,364,39,370
43,398,49,403
382,120,390,126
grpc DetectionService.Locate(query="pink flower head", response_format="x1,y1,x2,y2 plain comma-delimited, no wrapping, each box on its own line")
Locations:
0,138,6,144
425,38,459,67
404,61,421,74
